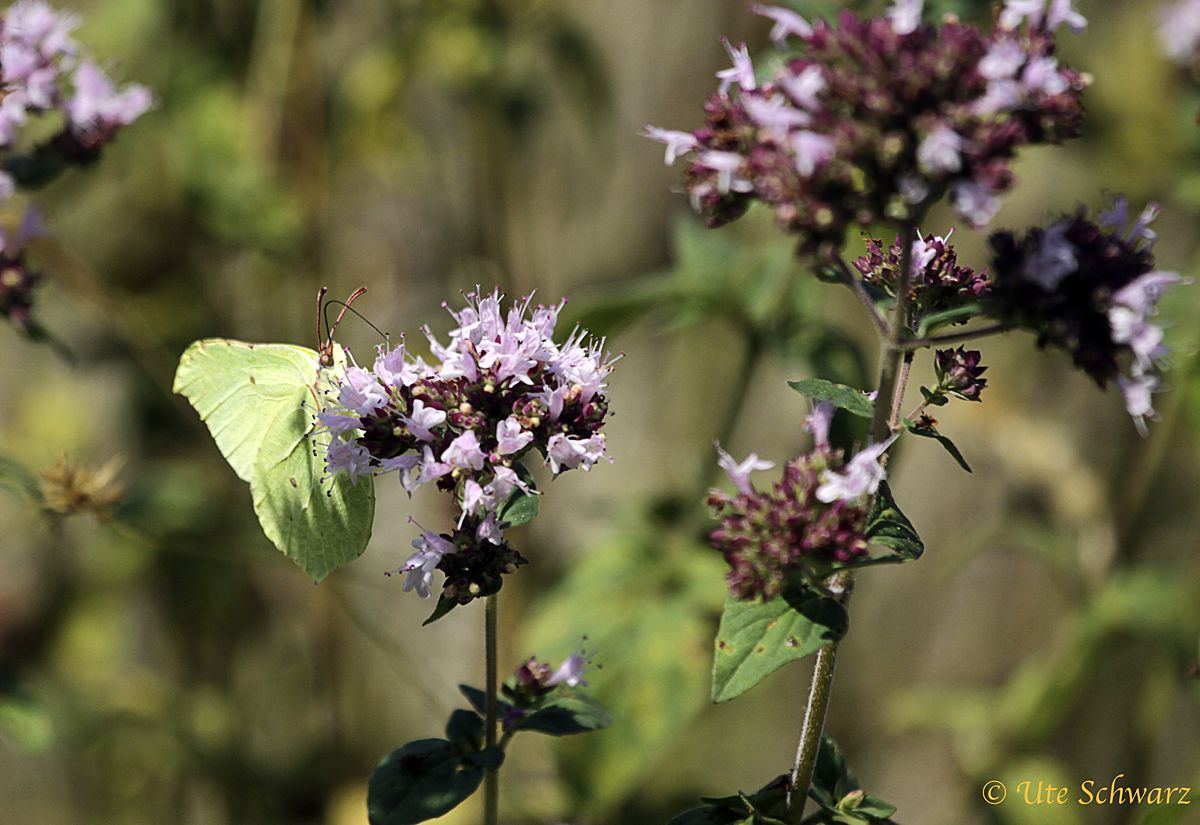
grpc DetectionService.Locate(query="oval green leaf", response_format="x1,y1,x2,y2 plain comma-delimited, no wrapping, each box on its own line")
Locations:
511,693,612,737
712,593,849,703
903,418,972,473
788,379,875,418
367,738,486,825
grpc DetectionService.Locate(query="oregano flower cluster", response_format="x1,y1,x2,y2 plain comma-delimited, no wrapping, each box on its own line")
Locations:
644,0,1087,258
321,289,617,604
0,0,151,189
987,198,1186,433
854,228,991,318
708,407,894,601
0,0,151,337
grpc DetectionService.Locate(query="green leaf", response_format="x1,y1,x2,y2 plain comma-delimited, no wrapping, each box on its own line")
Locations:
669,775,791,825
496,463,539,528
919,385,949,407
864,482,923,561
367,739,489,825
511,693,612,736
444,710,484,750
666,807,745,825
787,379,874,419
903,418,971,472
173,339,375,581
458,685,495,717
808,737,899,823
915,302,984,336
712,592,849,703
422,595,459,626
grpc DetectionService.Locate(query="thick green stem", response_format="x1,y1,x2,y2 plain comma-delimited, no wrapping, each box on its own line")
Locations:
787,222,918,822
484,595,499,825
787,569,853,818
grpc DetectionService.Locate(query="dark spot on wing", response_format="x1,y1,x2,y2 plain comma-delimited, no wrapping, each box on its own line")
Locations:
289,477,298,488
249,375,256,384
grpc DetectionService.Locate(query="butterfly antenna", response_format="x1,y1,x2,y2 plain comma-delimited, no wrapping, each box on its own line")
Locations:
323,296,389,346
318,286,367,366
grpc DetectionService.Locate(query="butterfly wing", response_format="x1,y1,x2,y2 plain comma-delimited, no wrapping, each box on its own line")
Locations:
174,339,374,581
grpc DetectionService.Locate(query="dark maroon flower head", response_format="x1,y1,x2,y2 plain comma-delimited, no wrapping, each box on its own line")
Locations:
935,347,988,401
708,450,870,601
855,229,991,322
645,4,1087,258
987,199,1171,385
434,528,528,606
986,197,1188,434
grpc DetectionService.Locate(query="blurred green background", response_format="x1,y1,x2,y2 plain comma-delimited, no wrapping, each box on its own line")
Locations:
1,0,1199,823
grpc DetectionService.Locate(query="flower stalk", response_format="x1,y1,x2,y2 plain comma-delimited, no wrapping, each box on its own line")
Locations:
787,221,918,820
484,594,499,825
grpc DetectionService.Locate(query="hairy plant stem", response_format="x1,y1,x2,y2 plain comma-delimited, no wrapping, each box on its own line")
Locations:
834,257,890,338
484,594,499,825
787,222,917,822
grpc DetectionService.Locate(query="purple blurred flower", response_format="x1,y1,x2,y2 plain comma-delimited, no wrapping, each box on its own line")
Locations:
987,197,1188,434
1159,0,1200,66
645,4,1086,256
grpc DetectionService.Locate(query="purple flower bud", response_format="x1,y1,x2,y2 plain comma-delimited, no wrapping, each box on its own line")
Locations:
934,347,988,401
804,401,836,449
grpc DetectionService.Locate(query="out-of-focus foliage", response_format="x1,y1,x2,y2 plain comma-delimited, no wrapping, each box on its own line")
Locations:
1,1,1198,824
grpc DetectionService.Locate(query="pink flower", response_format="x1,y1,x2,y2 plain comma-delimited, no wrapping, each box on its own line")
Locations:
715,443,774,496
815,436,897,503
887,0,924,36
546,652,587,688
917,126,964,175
752,5,813,45
402,398,447,442
641,126,699,165
496,416,534,455
325,439,372,483
398,529,457,598
716,38,756,95
442,430,486,471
